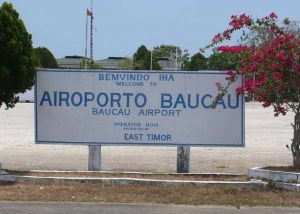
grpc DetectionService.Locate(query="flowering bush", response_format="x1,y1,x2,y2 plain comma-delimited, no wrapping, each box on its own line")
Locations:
202,13,300,169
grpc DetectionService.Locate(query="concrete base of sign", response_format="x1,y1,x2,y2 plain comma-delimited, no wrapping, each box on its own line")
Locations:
0,170,15,182
177,146,190,173
88,145,101,171
248,167,300,191
275,182,300,191
248,167,300,183
11,173,268,189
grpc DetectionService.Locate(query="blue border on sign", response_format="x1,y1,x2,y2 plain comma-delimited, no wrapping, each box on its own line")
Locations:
35,69,245,147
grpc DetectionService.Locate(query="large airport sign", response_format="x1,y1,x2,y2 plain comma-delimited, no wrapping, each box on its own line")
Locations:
35,69,245,146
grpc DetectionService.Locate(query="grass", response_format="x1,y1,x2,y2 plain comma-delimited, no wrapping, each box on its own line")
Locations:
1,181,300,207
1,170,300,206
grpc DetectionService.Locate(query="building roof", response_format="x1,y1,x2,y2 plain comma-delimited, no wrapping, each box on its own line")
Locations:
157,58,181,71
57,56,181,71
56,55,86,69
95,57,126,70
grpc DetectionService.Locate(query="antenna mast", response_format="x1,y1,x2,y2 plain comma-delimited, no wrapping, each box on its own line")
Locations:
90,0,93,60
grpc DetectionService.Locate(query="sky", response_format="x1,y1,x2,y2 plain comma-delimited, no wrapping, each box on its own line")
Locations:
3,0,300,60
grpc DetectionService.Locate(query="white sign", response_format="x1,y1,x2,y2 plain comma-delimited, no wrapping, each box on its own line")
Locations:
35,69,245,146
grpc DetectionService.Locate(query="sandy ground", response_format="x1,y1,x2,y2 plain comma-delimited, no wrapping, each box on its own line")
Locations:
0,102,294,174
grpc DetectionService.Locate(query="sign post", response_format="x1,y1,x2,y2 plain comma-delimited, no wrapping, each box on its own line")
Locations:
88,145,101,171
177,146,190,173
35,69,245,172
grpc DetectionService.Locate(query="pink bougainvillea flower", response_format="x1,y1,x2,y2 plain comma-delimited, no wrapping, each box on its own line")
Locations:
273,72,283,80
202,12,300,169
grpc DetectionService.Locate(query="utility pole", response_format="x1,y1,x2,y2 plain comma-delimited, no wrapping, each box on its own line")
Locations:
90,0,93,60
150,50,153,70
85,7,88,69
175,46,177,71
88,0,101,171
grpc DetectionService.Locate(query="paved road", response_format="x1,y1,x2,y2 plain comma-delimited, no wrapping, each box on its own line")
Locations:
0,202,300,214
0,102,293,174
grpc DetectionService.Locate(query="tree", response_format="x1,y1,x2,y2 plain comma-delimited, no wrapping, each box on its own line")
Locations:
181,49,190,70
80,59,101,70
239,18,300,48
202,13,300,169
285,19,300,39
133,45,161,70
133,45,148,70
207,48,241,71
34,47,58,68
239,25,275,47
153,45,189,69
186,52,207,71
154,44,181,59
0,2,36,109
144,51,161,70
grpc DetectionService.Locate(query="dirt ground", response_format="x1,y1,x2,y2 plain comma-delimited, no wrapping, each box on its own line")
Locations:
0,102,293,174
